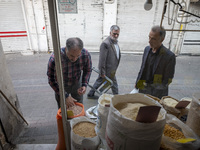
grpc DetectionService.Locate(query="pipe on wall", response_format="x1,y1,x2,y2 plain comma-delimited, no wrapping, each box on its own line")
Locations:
21,0,33,51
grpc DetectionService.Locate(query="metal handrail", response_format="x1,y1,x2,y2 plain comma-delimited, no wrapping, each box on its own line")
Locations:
88,67,113,95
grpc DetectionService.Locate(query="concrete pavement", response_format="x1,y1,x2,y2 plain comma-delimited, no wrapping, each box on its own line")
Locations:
5,52,200,149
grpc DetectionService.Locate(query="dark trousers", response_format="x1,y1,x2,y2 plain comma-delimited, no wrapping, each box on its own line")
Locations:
55,82,83,109
138,84,168,99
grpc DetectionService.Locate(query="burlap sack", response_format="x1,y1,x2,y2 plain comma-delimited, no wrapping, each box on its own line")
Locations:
146,94,161,103
160,96,181,117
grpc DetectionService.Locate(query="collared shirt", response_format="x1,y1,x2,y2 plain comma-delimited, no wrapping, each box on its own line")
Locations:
141,47,160,84
114,43,120,59
110,37,120,60
47,47,92,97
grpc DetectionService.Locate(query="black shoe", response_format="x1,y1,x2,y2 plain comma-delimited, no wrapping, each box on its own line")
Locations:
87,93,99,99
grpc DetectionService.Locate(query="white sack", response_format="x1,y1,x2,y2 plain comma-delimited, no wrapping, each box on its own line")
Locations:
96,94,113,145
105,93,166,150
70,116,100,150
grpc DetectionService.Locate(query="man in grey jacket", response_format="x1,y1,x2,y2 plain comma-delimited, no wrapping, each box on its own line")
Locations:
88,25,121,99
135,25,176,99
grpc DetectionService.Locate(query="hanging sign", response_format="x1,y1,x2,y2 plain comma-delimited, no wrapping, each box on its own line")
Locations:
58,0,77,14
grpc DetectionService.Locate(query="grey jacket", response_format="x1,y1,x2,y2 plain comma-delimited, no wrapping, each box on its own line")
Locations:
98,36,121,79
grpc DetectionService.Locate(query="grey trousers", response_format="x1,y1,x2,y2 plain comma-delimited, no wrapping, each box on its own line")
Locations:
55,82,83,109
89,75,118,95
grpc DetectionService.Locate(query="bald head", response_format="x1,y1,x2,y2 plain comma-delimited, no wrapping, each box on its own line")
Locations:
65,37,83,62
66,37,83,51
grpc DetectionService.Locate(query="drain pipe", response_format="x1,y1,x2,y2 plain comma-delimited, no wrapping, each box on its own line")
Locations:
20,0,33,52
31,0,40,53
47,0,70,150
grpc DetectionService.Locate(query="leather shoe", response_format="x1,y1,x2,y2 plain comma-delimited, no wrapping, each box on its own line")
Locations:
87,93,99,99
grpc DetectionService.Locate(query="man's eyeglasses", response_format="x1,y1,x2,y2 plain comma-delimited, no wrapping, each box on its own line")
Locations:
112,33,119,36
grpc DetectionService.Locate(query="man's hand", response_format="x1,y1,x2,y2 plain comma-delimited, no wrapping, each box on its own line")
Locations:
77,86,86,95
101,74,105,78
66,96,76,108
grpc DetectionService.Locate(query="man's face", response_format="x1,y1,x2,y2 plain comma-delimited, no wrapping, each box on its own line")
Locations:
66,48,81,62
110,30,120,41
148,31,163,50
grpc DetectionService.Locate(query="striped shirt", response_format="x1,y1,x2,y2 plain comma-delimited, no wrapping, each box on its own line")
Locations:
47,47,92,97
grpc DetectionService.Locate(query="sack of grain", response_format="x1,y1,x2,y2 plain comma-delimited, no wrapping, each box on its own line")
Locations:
186,93,200,137
146,94,161,103
67,102,85,119
105,93,166,150
161,114,200,150
96,94,113,145
179,97,192,122
160,96,181,117
70,116,100,150
180,97,192,111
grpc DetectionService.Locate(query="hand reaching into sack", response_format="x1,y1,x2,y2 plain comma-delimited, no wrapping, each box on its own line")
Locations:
66,96,77,108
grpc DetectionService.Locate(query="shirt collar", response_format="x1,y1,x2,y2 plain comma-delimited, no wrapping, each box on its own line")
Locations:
150,44,162,55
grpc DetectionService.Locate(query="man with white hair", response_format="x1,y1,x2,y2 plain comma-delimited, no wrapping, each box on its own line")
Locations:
87,25,121,99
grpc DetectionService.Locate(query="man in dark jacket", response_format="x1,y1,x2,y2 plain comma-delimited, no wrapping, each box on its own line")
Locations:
87,25,121,98
135,25,176,99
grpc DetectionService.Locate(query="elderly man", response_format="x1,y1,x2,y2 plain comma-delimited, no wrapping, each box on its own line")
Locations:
47,37,92,108
135,25,176,99
87,25,121,99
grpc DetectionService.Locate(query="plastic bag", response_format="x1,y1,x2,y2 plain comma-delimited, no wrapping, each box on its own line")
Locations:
130,88,139,94
85,105,98,120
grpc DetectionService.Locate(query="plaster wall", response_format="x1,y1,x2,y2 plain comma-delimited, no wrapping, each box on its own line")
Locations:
21,0,48,52
0,0,29,52
0,0,200,54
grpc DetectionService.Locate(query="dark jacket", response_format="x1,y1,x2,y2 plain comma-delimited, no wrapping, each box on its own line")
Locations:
136,45,176,98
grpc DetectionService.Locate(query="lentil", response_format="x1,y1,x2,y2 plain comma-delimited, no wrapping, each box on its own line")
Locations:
73,122,96,138
163,124,185,140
